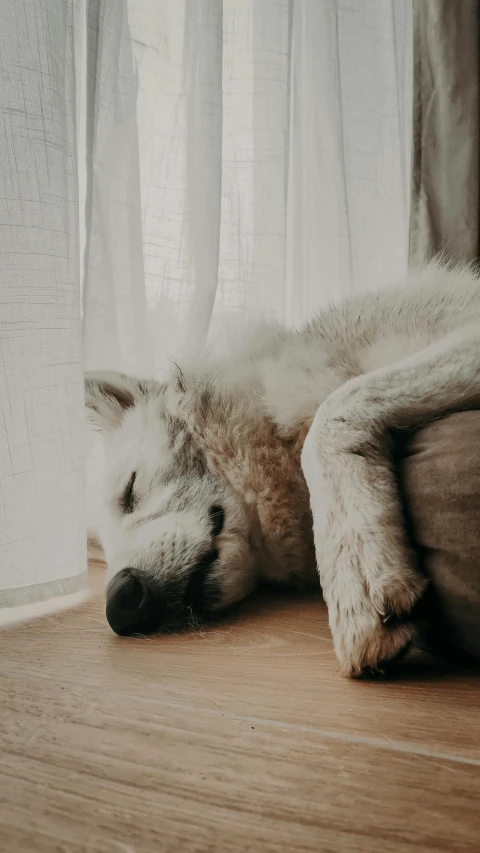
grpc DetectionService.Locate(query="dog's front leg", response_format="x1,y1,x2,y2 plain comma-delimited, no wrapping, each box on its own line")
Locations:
301,325,480,676
301,401,423,677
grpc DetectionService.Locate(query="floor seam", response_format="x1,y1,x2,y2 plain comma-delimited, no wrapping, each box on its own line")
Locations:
127,694,480,767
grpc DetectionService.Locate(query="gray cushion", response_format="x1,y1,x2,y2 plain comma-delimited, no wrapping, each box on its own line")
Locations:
399,412,480,659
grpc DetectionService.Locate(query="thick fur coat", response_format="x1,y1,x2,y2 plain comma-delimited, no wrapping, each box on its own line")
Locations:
86,262,480,676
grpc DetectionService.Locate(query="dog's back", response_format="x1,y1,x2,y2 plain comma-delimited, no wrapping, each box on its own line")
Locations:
191,262,480,441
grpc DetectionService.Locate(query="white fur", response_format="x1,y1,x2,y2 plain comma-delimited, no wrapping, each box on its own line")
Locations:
86,261,480,676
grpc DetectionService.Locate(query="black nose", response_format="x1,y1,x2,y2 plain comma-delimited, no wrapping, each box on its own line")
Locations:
106,568,163,636
106,550,220,637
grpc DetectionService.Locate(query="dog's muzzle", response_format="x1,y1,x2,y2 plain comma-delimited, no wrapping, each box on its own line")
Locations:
105,548,219,636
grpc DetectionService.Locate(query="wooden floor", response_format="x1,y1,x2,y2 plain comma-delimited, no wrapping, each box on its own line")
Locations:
1,565,480,853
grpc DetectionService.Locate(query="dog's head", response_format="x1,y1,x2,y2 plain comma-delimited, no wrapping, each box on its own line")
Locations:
85,370,315,637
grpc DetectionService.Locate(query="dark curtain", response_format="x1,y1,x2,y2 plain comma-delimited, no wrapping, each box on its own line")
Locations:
409,0,480,265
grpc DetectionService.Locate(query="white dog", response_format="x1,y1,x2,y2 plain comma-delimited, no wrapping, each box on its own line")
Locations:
86,262,480,677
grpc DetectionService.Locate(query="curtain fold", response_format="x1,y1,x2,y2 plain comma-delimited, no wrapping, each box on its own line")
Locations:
82,0,151,378
0,0,87,608
409,0,480,266
286,0,412,325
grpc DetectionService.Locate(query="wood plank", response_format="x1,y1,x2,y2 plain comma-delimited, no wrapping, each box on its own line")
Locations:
1,566,479,851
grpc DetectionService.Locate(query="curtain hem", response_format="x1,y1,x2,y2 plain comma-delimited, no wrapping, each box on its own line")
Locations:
0,570,88,611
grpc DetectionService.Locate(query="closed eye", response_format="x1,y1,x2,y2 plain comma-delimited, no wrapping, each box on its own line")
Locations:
209,505,225,537
120,472,137,514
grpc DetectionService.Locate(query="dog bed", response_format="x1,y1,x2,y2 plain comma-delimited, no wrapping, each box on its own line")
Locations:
399,411,480,660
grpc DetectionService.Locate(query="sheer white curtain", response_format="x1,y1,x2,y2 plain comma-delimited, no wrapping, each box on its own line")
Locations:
83,0,412,378
0,0,87,617
0,0,412,614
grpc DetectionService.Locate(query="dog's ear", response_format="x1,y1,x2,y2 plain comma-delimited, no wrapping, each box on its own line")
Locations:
84,371,144,432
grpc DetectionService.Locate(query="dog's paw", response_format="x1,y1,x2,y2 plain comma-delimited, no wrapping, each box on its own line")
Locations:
367,560,427,623
331,603,417,677
322,539,426,677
